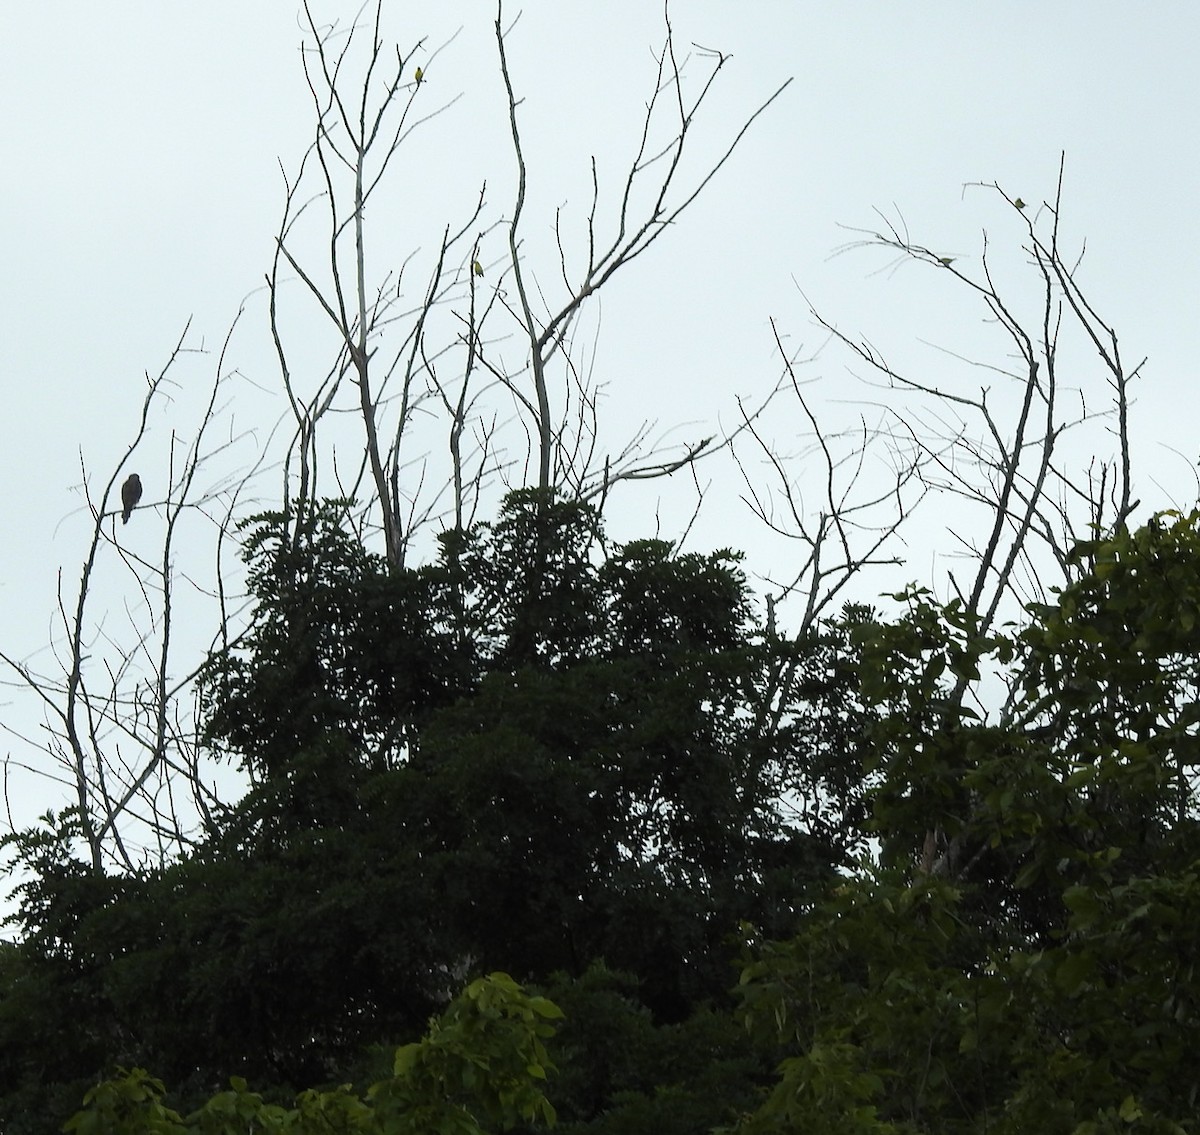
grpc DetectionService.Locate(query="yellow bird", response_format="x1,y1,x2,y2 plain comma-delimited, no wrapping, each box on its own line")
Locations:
472,260,484,278
414,66,424,84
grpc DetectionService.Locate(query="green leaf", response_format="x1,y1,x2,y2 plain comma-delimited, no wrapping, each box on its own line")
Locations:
1118,1094,1142,1121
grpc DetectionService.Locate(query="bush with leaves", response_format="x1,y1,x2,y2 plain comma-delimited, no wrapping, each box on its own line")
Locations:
62,972,560,1135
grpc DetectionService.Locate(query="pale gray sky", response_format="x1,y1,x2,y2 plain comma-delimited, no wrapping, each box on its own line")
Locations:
3,3,1199,847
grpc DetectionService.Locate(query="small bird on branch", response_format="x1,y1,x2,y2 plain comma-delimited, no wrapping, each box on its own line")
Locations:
120,473,143,524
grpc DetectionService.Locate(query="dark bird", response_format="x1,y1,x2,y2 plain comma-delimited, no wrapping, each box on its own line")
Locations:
120,474,143,524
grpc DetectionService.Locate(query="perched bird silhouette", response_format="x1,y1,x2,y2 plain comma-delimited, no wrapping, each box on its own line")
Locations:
120,474,143,524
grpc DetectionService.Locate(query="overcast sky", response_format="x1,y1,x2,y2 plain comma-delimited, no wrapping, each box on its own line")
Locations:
3,3,1199,848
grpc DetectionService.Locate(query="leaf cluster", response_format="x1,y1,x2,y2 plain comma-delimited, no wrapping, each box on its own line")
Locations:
62,973,560,1135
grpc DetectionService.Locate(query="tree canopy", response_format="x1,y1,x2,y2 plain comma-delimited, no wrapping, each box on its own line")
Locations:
0,491,865,1131
736,513,1200,1133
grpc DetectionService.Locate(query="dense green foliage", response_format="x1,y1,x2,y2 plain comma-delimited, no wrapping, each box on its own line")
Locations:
0,492,861,1132
735,512,1200,1132
63,972,561,1133
6,497,1200,1132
